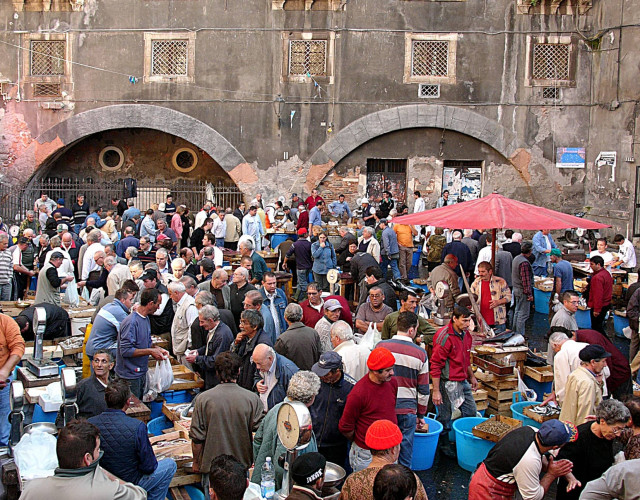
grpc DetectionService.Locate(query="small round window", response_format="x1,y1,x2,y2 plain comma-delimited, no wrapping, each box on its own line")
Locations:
99,146,124,171
172,148,198,173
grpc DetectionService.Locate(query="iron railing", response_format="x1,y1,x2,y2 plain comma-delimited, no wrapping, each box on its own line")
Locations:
0,178,244,226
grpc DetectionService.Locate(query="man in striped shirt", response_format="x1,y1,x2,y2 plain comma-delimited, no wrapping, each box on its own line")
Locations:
378,311,429,468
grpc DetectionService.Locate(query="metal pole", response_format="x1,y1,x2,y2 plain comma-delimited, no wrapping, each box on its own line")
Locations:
491,228,497,270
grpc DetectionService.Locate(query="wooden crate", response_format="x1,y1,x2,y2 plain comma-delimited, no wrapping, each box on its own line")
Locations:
473,389,488,402
484,386,517,403
472,415,521,442
150,429,193,466
125,395,151,423
168,365,204,391
162,403,193,422
473,355,515,376
523,406,559,423
524,366,554,383
487,400,513,414
476,400,488,411
16,366,60,388
476,371,518,390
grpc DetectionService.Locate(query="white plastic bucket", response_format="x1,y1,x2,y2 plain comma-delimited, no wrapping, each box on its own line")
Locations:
70,317,90,337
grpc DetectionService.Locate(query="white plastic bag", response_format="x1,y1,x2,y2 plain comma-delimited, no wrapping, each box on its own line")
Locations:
144,359,174,402
516,368,537,402
14,431,58,480
359,322,380,351
63,278,80,307
444,380,465,411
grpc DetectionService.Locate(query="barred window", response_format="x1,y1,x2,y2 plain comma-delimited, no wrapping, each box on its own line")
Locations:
144,32,195,83
151,40,188,76
412,40,449,77
404,33,457,84
30,40,65,76
32,83,62,97
289,40,327,76
532,43,570,80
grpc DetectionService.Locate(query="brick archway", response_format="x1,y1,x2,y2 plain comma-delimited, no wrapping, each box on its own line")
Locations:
309,104,518,166
33,104,246,179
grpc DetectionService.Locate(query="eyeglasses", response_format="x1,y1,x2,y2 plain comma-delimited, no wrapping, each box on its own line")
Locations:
307,292,319,296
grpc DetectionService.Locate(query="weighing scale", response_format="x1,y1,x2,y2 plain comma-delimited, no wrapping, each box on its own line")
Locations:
8,381,24,456
327,269,339,295
275,401,313,499
433,281,453,325
60,367,78,427
24,307,59,378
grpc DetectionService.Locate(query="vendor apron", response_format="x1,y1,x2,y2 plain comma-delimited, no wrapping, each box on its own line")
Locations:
468,463,517,500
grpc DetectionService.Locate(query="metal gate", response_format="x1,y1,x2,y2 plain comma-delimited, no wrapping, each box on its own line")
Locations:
0,178,244,226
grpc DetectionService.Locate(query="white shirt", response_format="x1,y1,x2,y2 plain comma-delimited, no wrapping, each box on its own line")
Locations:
617,239,637,268
593,250,614,273
413,197,426,214
259,358,278,411
82,242,105,280
554,340,589,404
475,245,493,274
212,218,227,239
334,339,370,381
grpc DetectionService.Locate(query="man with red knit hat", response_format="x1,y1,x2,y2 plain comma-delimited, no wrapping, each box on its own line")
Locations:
339,347,398,472
431,305,478,458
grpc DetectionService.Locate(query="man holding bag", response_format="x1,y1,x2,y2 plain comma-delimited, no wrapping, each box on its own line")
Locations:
116,288,169,399
430,305,477,458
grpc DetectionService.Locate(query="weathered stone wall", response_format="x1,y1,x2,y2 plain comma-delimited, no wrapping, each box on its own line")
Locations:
0,0,637,235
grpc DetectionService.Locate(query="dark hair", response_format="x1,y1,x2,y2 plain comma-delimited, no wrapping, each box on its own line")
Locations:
366,266,383,280
263,271,276,282
105,379,130,409
204,232,215,243
14,315,28,331
504,229,514,239
597,237,607,245
397,311,419,333
316,200,324,206
521,242,533,254
146,209,154,215
202,217,213,227
17,236,29,245
414,191,421,197
93,349,114,364
442,190,449,195
209,454,248,500
240,309,264,330
215,352,242,383
477,261,493,272
398,289,417,303
140,287,160,306
452,305,472,319
561,290,579,303
614,234,625,243
57,419,100,469
590,255,605,267
120,279,140,293
624,396,640,427
372,464,417,500
115,287,133,300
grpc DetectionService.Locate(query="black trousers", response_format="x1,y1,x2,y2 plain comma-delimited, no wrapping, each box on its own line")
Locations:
590,304,611,335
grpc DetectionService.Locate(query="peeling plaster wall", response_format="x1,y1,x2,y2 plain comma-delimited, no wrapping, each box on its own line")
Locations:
0,0,638,234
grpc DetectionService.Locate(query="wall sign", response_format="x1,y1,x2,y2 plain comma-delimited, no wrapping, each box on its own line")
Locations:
556,147,586,169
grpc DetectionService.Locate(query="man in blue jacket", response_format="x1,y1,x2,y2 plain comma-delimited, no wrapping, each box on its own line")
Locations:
260,272,288,342
252,344,299,411
532,229,557,277
89,379,177,500
378,219,401,280
310,351,355,469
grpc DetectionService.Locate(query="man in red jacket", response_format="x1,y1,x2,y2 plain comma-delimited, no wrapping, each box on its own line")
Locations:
431,305,477,457
587,256,613,336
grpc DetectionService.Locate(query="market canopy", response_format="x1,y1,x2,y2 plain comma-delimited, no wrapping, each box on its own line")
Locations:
391,193,610,230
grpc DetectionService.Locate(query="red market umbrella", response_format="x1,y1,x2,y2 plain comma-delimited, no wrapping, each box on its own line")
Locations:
392,193,610,231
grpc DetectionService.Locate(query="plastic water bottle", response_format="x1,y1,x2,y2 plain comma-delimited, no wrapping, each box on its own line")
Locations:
260,457,276,499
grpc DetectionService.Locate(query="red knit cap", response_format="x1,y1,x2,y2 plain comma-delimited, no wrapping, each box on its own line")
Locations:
365,420,403,450
367,347,396,371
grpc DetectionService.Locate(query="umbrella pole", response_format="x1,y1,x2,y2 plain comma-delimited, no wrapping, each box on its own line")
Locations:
491,228,497,270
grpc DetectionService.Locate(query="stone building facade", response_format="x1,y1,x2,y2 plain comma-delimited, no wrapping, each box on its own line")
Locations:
0,0,638,236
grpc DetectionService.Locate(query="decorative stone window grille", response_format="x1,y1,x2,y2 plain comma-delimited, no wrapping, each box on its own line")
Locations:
22,33,72,99
282,32,335,84
525,36,576,87
144,33,196,83
30,41,65,76
404,33,457,84
516,0,592,15
289,40,328,77
172,148,199,173
542,87,561,100
418,83,440,98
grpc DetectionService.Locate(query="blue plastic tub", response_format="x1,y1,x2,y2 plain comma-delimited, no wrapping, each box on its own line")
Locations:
522,375,552,403
575,308,591,329
410,414,443,471
149,399,164,419
510,401,540,428
160,390,193,404
410,280,429,293
147,416,174,436
168,485,204,500
452,417,494,472
33,404,57,424
534,288,551,315
614,315,629,337
412,250,421,267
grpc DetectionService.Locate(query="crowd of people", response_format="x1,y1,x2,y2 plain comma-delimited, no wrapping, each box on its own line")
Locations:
0,188,639,500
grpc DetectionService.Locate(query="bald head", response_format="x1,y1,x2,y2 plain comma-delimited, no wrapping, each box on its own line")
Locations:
252,344,275,372
444,254,458,268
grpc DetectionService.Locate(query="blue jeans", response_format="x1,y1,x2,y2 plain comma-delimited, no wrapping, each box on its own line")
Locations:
74,224,82,234
125,376,146,400
137,458,177,500
435,380,477,433
512,289,531,336
396,413,416,468
380,256,401,279
0,380,12,446
215,238,225,248
532,265,548,277
297,269,310,299
0,282,11,301
349,442,372,473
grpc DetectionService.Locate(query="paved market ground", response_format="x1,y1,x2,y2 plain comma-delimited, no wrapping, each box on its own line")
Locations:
416,311,630,500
